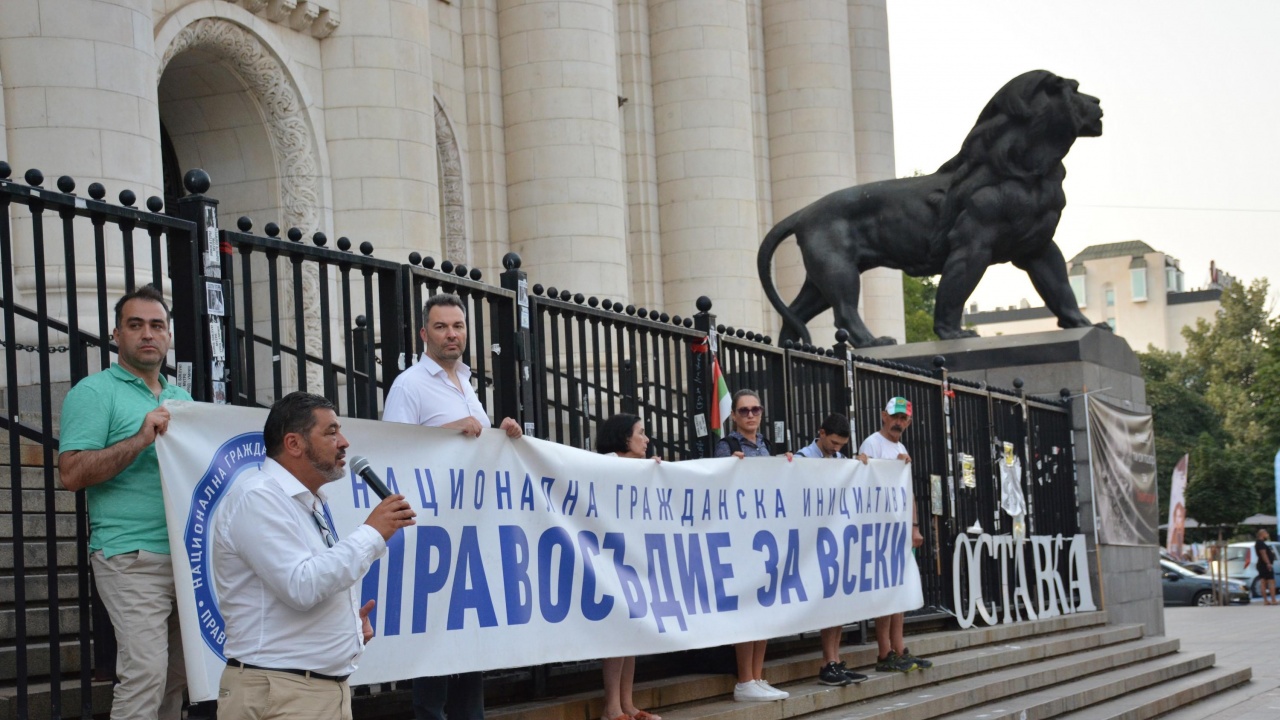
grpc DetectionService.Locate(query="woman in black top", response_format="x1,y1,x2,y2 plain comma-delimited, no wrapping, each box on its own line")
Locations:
1255,529,1277,605
596,414,662,720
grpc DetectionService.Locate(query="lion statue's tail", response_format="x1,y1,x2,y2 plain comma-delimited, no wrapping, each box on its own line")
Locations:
756,209,811,343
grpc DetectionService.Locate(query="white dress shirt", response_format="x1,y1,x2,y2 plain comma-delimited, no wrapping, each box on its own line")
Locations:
214,458,387,677
382,353,489,427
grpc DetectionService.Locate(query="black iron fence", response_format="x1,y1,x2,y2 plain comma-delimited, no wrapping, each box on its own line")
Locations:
0,164,1081,718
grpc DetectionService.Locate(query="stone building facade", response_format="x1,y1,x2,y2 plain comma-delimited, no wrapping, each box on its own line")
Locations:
0,0,904,343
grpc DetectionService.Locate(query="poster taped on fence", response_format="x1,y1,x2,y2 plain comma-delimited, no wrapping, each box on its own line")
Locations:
1086,396,1158,546
156,401,922,702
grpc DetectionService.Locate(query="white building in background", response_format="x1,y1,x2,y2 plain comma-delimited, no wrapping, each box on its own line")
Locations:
963,241,1232,354
0,0,905,344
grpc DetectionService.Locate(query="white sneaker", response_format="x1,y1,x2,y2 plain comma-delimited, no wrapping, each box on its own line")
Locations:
734,681,775,702
755,680,789,700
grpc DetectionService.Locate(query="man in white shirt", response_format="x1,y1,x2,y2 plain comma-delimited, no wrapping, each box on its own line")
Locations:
382,293,521,720
216,392,417,720
857,397,931,674
383,293,522,439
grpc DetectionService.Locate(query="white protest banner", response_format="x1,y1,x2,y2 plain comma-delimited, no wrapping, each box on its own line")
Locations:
156,401,921,702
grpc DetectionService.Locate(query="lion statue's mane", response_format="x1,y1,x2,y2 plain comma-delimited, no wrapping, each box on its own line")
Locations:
758,70,1106,347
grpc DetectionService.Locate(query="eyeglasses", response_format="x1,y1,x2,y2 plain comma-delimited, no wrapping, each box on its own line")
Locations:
735,406,764,417
311,504,337,548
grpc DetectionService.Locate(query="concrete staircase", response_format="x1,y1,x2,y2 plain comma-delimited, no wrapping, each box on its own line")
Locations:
481,612,1249,720
0,437,114,720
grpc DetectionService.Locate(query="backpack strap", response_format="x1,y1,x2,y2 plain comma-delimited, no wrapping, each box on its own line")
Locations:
725,436,742,455
725,435,770,455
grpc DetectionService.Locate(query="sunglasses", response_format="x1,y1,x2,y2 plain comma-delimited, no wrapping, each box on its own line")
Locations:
735,406,764,417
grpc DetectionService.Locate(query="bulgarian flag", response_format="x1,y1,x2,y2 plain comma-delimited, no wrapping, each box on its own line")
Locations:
711,354,731,438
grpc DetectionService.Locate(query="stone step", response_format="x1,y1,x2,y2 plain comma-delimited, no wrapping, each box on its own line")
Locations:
1153,669,1276,720
0,466,63,491
0,572,83,604
0,604,83,641
0,487,79,514
0,439,49,467
0,512,79,540
1056,664,1252,719
487,613,1113,720
932,650,1217,719
0,638,87,684
660,631,1169,720
0,678,113,720
0,540,80,571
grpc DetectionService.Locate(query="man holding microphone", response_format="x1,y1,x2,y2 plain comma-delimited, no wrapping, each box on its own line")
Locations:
215,392,416,719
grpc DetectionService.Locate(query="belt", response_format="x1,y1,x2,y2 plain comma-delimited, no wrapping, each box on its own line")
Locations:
227,658,349,683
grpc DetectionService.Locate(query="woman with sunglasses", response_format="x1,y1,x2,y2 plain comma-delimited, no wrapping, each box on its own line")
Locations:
596,414,662,720
713,390,792,702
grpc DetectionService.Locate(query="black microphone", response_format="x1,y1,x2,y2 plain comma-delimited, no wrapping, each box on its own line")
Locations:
349,455,392,500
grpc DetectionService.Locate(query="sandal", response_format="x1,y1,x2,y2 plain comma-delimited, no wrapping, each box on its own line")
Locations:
604,714,632,720
632,712,662,720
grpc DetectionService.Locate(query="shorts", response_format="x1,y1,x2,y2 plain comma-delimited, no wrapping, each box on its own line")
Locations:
1258,565,1275,581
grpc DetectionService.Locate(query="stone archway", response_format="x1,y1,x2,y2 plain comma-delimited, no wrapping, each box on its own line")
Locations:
435,99,468,264
158,18,325,396
159,18,321,233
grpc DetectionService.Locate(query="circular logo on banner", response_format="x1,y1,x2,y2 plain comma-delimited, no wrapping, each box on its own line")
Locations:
185,431,267,658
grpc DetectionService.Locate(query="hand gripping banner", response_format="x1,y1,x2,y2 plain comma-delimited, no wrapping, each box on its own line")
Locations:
156,402,922,702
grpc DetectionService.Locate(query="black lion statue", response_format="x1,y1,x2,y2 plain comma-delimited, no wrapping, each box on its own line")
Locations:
758,70,1108,347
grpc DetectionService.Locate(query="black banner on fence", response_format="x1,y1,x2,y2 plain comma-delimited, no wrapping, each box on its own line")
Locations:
1087,396,1158,546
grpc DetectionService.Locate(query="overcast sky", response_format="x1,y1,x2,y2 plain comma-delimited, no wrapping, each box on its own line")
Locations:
885,0,1280,313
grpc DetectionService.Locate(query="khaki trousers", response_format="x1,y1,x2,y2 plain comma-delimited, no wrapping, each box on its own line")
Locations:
91,550,186,720
219,664,352,720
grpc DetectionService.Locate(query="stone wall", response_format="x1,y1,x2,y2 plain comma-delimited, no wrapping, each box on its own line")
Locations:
0,0,907,341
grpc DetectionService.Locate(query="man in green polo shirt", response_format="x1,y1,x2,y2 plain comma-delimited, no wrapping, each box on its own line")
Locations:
59,284,192,720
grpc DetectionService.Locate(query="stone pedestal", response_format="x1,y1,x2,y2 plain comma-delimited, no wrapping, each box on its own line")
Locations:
861,327,1164,637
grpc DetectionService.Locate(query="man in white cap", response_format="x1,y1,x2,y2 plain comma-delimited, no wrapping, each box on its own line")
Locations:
856,397,930,673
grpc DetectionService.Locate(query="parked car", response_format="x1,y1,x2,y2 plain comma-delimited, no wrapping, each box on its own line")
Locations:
1225,540,1280,597
1160,548,1207,575
1180,560,1209,575
1161,560,1249,606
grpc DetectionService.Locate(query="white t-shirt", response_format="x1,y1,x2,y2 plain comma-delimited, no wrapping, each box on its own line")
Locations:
859,431,907,460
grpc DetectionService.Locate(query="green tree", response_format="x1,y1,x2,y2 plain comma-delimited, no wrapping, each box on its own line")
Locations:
1142,278,1278,522
903,274,939,343
1181,279,1275,511
1140,348,1223,521
1255,320,1280,455
1184,432,1257,537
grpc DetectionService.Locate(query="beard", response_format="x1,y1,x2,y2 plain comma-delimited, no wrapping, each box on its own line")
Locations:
305,440,346,482
428,339,464,363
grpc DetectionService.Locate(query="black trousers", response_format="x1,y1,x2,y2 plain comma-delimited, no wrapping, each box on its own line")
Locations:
411,672,485,720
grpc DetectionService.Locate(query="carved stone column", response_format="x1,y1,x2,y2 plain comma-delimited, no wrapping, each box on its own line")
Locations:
762,0,858,346
498,0,628,299
461,0,510,275
650,0,761,327
321,0,439,263
617,0,664,309
0,0,162,301
848,0,904,342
